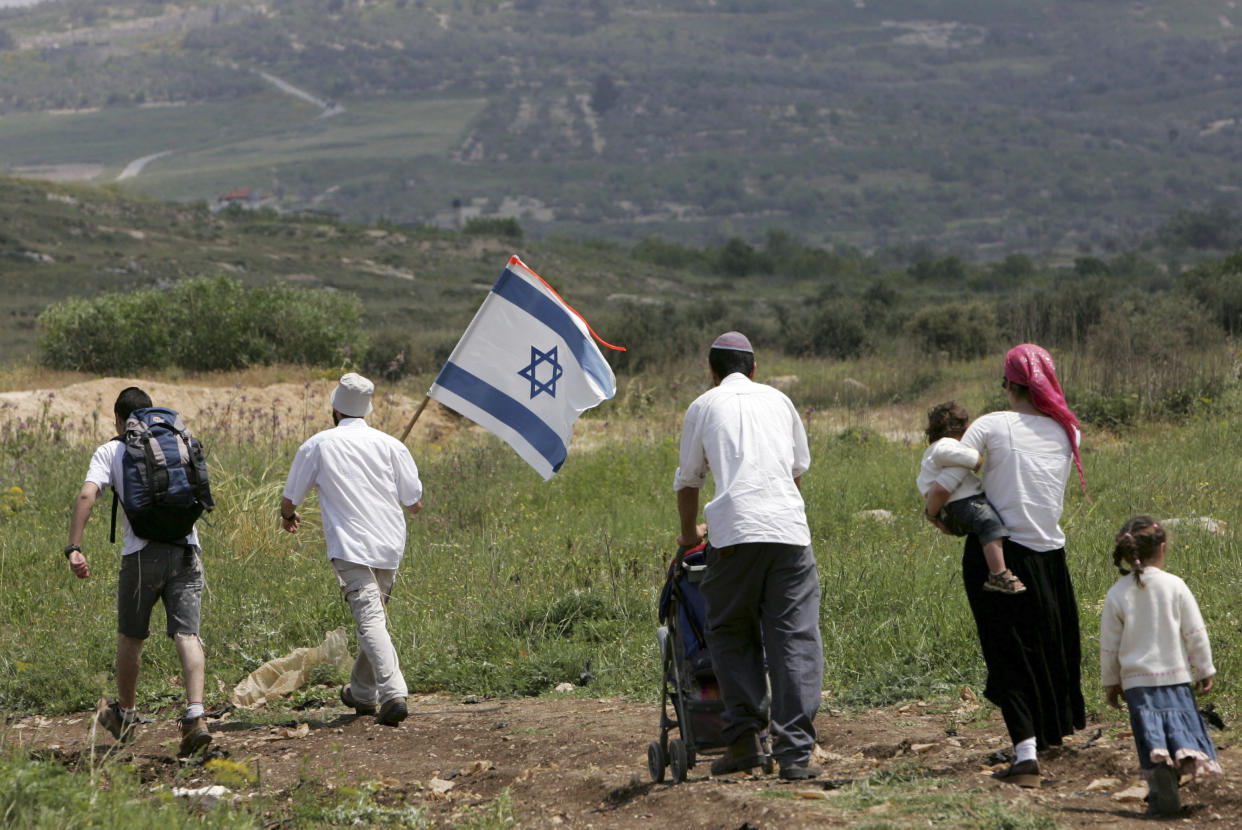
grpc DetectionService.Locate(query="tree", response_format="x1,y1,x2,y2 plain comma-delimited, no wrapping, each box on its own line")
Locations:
591,73,619,115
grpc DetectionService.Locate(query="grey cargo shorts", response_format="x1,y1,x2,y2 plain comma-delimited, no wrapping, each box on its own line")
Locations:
117,542,203,640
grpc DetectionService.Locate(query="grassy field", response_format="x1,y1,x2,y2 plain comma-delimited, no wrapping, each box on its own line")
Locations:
0,353,1238,826
0,93,487,205
1,355,1237,715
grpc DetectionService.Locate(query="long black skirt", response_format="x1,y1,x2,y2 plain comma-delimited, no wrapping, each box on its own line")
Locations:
963,536,1085,749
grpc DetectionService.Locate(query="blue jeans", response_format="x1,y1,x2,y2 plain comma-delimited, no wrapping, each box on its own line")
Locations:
941,494,1006,545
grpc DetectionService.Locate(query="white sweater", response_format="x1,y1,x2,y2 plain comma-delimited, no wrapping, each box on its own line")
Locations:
916,437,982,501
1100,566,1215,691
937,411,1074,551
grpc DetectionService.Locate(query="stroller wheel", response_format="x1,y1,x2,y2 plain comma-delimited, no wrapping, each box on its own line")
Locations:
669,738,689,784
647,740,667,783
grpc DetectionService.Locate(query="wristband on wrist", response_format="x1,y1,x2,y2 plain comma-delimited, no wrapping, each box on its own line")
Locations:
64,544,81,559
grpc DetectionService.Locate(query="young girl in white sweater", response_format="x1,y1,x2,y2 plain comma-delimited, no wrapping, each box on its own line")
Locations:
1101,516,1221,816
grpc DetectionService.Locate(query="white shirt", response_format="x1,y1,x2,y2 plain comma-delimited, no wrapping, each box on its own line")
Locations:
283,418,423,569
1100,566,1215,690
938,410,1074,551
916,437,982,501
85,440,200,556
674,373,811,548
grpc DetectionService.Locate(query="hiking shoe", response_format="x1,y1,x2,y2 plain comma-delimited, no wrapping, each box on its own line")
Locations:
377,697,408,726
178,716,212,758
96,700,138,743
1147,763,1181,816
778,762,823,781
983,569,1027,595
710,731,763,776
993,759,1040,788
340,684,378,716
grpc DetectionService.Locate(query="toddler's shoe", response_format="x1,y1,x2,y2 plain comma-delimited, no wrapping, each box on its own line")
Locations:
983,569,1027,595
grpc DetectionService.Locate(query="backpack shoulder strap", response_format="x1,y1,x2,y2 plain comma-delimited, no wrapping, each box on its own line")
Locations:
108,434,123,544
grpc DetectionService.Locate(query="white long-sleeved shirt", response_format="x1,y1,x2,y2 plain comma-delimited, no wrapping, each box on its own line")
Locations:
1100,566,1215,690
283,418,423,569
916,437,982,501
937,410,1075,551
673,373,811,548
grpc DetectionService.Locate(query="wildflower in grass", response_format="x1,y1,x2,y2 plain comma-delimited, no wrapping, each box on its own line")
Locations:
1,485,26,515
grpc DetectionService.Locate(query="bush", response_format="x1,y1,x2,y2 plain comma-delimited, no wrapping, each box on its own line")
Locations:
37,275,364,372
904,301,997,360
1181,252,1242,335
462,217,523,240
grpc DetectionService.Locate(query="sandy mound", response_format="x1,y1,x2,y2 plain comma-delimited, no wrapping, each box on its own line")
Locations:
0,377,462,446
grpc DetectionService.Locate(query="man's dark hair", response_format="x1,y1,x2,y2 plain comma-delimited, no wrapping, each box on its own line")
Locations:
709,347,754,380
114,386,152,421
925,400,969,443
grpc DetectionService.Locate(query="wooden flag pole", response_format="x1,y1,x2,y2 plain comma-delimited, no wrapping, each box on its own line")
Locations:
399,396,431,443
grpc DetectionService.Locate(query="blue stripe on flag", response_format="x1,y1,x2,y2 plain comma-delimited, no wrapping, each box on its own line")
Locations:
493,267,614,396
433,361,566,473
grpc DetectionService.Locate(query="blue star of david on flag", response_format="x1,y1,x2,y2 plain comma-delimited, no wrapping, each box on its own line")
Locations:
518,345,564,398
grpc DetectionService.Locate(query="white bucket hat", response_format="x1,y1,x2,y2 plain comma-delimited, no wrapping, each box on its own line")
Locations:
330,372,374,418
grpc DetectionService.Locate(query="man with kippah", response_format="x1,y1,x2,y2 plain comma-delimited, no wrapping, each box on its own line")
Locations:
280,373,424,726
674,331,823,780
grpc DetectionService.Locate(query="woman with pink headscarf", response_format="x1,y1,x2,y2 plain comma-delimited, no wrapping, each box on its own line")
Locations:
924,344,1087,790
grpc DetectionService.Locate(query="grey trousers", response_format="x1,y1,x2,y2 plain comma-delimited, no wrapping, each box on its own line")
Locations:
332,559,408,705
700,541,823,765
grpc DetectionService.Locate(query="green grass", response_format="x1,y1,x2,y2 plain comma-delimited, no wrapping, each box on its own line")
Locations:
0,354,1237,724
0,94,487,206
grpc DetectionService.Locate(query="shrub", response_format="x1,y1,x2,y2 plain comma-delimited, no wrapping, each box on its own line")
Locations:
631,236,708,271
463,216,523,239
904,301,997,360
37,275,364,372
1180,252,1242,334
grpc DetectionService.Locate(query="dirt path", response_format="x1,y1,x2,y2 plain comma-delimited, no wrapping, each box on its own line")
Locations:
116,150,173,181
9,695,1238,828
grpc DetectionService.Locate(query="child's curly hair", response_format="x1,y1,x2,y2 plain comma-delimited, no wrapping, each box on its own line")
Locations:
925,401,970,443
1112,515,1166,587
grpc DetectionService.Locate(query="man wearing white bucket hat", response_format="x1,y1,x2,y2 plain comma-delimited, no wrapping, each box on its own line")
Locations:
280,373,424,726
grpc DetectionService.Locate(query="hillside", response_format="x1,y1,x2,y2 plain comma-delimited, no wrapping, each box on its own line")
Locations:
0,175,808,364
1,0,1241,256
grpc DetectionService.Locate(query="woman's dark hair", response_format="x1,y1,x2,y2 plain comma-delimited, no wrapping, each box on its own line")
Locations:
1112,515,1166,587
114,386,152,421
709,347,754,380
925,401,970,443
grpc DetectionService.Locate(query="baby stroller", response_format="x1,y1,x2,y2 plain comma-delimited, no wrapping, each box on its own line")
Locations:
648,542,774,784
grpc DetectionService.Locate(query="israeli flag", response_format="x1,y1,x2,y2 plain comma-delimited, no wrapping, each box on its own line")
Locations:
428,256,618,479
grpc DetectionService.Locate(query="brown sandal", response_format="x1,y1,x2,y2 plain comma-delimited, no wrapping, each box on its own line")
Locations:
983,569,1027,594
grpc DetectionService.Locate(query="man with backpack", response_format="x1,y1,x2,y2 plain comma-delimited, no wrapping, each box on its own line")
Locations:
280,373,423,727
65,386,214,757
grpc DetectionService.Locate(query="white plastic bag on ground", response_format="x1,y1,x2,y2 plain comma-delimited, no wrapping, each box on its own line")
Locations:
230,627,352,708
